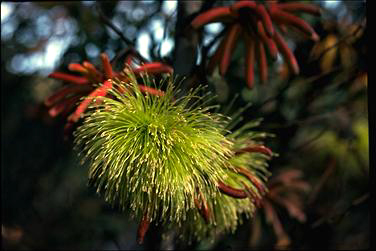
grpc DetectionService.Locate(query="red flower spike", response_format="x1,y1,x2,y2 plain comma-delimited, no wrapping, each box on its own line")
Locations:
231,2,273,38
270,8,319,41
61,96,81,117
278,24,289,35
47,52,173,136
273,30,300,75
44,85,91,107
220,24,242,76
194,190,211,224
117,83,165,98
137,213,150,245
48,96,80,117
48,72,89,85
133,62,174,74
255,168,310,246
241,181,262,208
244,33,255,89
125,54,134,66
207,32,228,74
272,195,306,222
235,166,267,195
100,53,113,79
68,80,113,122
231,1,257,13
83,61,103,82
235,145,273,157
218,181,248,198
82,61,100,74
191,7,232,29
68,63,89,74
256,40,268,84
256,4,274,37
263,200,290,245
138,85,165,97
277,3,322,16
256,21,279,60
190,1,320,90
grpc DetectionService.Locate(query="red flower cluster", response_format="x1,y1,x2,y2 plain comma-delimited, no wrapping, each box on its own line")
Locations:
45,53,173,135
257,169,310,247
191,1,321,88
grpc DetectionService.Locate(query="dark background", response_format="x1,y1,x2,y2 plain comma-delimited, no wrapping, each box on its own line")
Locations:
1,1,368,250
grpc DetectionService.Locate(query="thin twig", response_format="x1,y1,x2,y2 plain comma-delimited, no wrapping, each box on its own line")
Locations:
350,145,369,177
159,11,176,58
291,126,328,151
257,65,343,112
95,4,150,64
312,192,369,228
199,26,228,70
308,157,336,204
310,18,366,63
95,4,134,47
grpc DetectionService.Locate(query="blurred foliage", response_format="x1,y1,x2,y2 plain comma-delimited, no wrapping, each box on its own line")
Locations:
1,1,368,250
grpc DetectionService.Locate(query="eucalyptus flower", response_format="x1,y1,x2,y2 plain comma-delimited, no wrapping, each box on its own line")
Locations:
173,118,273,243
73,69,236,243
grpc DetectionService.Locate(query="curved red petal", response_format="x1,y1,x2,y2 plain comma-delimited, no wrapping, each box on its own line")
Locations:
68,63,88,74
273,30,300,75
257,21,278,60
220,24,242,76
207,34,227,75
218,181,248,198
256,4,274,37
133,62,173,74
231,1,257,13
68,81,113,122
271,8,319,41
278,3,322,16
48,72,89,85
244,33,255,89
138,85,165,96
83,61,103,82
100,53,113,79
236,166,267,195
48,95,80,117
257,40,268,84
191,7,232,29
45,85,91,107
235,145,273,156
137,213,150,245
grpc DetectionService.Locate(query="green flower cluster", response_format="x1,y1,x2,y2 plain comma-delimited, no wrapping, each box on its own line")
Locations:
73,69,272,243
172,119,272,243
